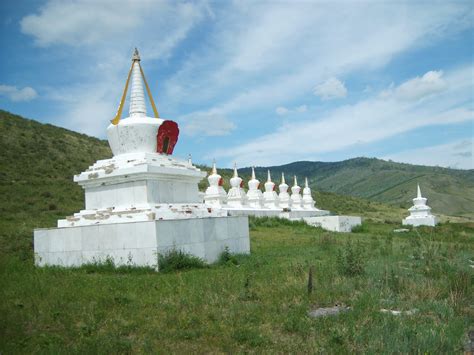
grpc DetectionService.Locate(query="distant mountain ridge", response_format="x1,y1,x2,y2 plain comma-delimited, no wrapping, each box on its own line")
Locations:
1,109,472,220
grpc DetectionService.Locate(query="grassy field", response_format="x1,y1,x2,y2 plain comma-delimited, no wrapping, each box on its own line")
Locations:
1,218,473,353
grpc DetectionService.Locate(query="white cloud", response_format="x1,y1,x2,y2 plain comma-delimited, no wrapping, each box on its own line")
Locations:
0,85,38,102
164,1,471,114
20,0,208,137
380,70,446,101
296,105,308,113
20,0,206,57
211,66,474,166
182,111,236,137
384,139,473,170
276,105,308,116
314,78,347,100
276,106,289,115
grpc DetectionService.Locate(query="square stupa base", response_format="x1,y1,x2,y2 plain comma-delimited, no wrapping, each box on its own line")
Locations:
402,216,438,227
303,215,362,232
34,216,249,270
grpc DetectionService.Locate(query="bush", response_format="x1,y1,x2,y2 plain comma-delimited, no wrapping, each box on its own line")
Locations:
217,246,239,266
248,216,307,230
158,249,207,273
351,223,368,233
336,241,366,276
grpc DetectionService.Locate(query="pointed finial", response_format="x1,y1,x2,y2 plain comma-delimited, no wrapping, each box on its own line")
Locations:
188,154,192,164
305,177,309,188
212,159,217,174
294,175,298,186
281,172,286,184
233,162,238,178
251,166,256,180
132,47,141,61
417,184,422,198
267,170,271,182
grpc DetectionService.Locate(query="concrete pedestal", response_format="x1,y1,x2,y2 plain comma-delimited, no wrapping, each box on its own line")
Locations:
34,216,249,269
304,216,362,232
402,215,438,227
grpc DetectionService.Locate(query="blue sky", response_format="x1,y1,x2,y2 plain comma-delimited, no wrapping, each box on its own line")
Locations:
0,0,473,169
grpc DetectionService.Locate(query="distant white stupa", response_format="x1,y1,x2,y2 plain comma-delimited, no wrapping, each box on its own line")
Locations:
402,184,438,227
262,170,279,209
290,176,304,210
302,177,317,210
204,161,227,208
278,173,291,209
226,164,247,208
246,167,264,208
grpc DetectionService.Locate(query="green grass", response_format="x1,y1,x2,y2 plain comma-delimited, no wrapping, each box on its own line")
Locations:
1,220,473,353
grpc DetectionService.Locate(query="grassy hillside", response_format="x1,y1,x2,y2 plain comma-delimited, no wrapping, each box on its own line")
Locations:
0,110,112,259
240,159,474,219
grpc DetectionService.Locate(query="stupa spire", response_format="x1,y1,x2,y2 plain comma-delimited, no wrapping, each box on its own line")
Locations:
251,167,256,180
417,184,422,199
267,170,271,182
281,172,286,184
305,177,309,188
111,48,160,125
293,175,298,187
212,159,217,174
129,49,147,117
233,163,238,178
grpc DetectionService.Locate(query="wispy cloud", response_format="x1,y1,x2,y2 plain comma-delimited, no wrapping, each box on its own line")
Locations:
384,139,473,169
211,66,474,166
275,105,307,116
0,85,38,102
167,1,471,126
314,78,347,100
380,70,446,101
20,0,209,136
182,110,236,137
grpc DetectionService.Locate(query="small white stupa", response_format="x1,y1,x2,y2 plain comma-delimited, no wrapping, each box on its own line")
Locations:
246,167,264,208
302,177,317,210
290,176,304,210
403,184,438,227
278,172,291,209
262,170,279,209
34,49,249,269
226,164,247,208
204,161,227,208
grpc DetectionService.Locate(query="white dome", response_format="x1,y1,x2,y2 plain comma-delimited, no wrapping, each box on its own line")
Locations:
107,116,164,156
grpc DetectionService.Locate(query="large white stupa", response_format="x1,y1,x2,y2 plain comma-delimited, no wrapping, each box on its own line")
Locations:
34,49,250,269
402,184,438,227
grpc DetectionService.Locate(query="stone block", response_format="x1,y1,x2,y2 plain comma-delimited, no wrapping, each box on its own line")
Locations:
304,215,361,232
34,216,249,269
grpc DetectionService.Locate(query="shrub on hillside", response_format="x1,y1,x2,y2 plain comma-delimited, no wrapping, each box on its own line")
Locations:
249,216,307,230
336,241,366,276
158,249,206,273
217,246,239,266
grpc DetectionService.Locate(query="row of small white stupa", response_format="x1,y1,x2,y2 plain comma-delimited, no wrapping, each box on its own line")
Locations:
203,162,318,211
